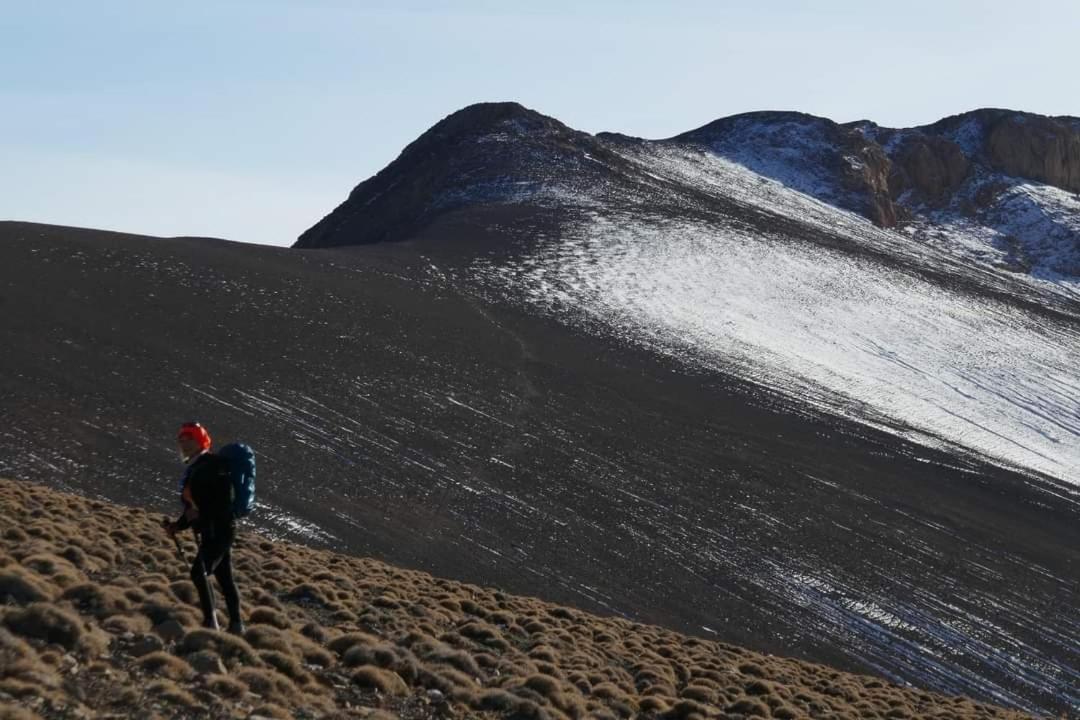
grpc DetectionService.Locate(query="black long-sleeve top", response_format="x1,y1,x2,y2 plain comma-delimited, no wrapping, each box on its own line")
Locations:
175,452,234,539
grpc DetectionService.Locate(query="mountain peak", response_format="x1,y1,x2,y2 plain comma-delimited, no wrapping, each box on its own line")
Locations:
428,101,550,135
294,101,597,249
394,102,575,159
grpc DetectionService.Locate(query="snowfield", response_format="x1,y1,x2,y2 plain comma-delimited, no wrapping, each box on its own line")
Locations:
470,146,1080,487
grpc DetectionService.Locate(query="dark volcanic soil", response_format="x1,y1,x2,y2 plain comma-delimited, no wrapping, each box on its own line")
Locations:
0,221,1078,715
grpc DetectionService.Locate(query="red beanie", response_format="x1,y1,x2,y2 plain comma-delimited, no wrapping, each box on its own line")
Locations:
177,422,212,451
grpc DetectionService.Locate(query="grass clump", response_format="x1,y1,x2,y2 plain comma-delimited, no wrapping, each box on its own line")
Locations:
350,665,409,696
144,679,198,709
20,553,81,582
136,651,195,681
101,613,153,635
284,583,330,606
417,664,478,700
738,662,767,678
236,666,300,703
60,582,131,618
245,624,334,667
259,649,314,685
248,605,291,628
178,628,261,666
418,641,482,677
327,631,381,656
726,697,771,717
139,599,199,628
167,580,198,605
0,626,61,695
2,602,96,652
203,672,247,699
0,566,54,604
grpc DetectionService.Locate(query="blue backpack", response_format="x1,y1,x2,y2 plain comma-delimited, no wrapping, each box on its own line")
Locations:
217,443,256,518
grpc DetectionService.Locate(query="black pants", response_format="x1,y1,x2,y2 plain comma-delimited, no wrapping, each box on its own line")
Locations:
190,526,241,627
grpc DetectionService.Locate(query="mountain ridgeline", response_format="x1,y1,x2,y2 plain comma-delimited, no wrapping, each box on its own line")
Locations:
295,102,1080,277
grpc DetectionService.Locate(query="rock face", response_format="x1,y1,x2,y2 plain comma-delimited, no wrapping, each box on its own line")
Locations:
987,114,1080,192
891,136,971,206
844,138,898,226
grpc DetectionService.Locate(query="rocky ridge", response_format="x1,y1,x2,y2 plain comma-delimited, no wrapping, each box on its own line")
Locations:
296,103,1080,279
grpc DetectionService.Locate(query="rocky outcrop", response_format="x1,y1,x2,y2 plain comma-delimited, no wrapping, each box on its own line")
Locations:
841,139,898,227
675,112,905,228
987,115,1080,192
891,136,971,206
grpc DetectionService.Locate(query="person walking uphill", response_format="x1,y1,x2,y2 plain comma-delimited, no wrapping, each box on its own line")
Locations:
163,422,245,634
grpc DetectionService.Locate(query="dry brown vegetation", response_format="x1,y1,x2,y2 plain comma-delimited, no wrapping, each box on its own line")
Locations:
0,478,1035,720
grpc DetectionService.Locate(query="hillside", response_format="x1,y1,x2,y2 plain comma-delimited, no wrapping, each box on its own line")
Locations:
292,103,1080,487
0,478,1036,720
1,217,1077,717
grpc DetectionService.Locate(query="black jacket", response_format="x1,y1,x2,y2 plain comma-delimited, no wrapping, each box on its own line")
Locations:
175,452,234,538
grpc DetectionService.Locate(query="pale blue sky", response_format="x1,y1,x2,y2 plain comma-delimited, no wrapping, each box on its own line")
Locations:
3,1,1077,246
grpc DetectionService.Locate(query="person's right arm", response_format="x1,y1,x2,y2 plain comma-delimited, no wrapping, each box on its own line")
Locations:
167,468,200,532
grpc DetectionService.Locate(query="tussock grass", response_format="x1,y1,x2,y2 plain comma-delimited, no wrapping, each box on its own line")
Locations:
177,628,261,667
167,579,198,605
350,664,410,696
202,671,246,699
139,599,200,628
417,663,478,700
101,612,152,635
0,477,1038,720
0,566,54,604
60,582,131,617
1,602,101,653
248,604,291,628
235,665,300,702
144,679,197,708
136,650,195,681
258,648,314,685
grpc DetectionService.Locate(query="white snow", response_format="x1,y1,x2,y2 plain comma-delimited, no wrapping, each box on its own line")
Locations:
693,115,843,201
470,150,1080,486
256,505,338,544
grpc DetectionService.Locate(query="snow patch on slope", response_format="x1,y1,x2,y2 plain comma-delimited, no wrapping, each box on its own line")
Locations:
682,115,850,204
471,159,1080,484
676,115,1080,296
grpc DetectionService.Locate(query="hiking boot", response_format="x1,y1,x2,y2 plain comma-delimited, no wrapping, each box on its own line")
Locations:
203,615,220,631
226,619,245,635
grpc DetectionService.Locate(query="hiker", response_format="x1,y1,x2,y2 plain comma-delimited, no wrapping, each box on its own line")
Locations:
163,422,245,634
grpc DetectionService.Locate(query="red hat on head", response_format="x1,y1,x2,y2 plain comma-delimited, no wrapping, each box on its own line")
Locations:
177,422,212,451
